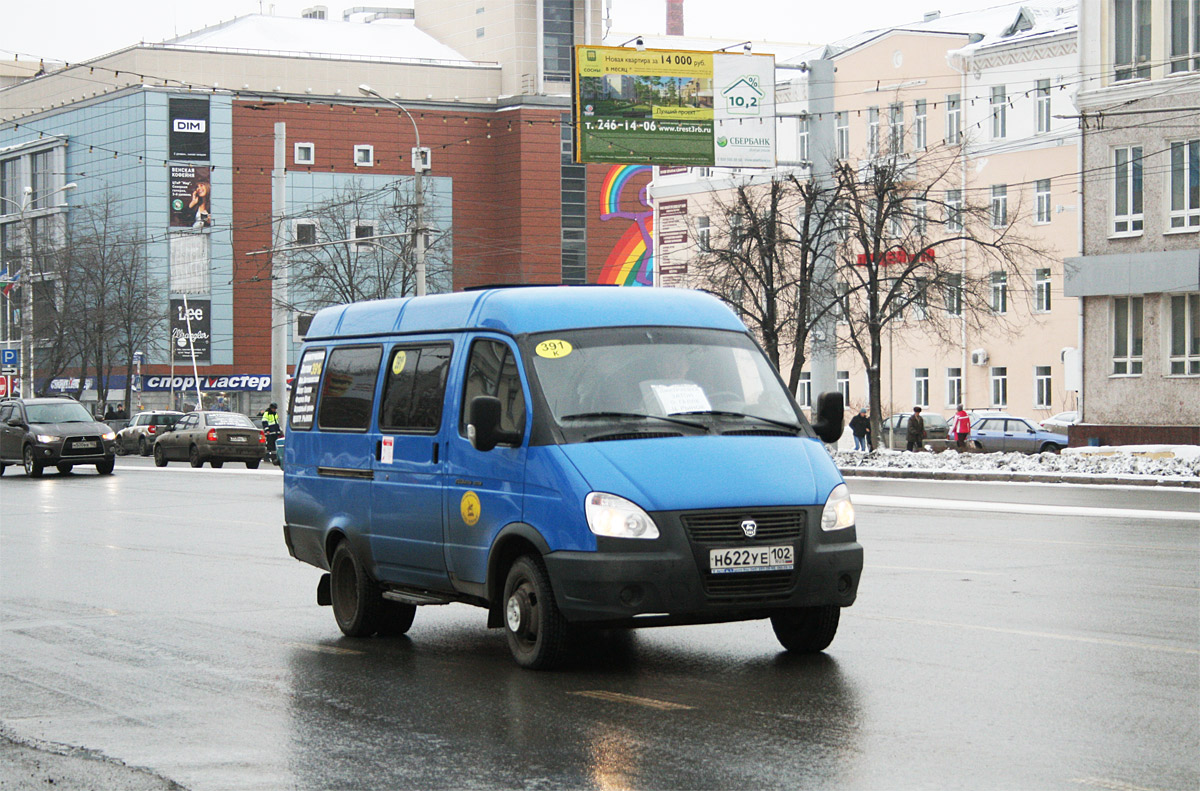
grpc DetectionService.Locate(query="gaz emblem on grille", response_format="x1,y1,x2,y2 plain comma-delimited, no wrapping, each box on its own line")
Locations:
740,519,757,538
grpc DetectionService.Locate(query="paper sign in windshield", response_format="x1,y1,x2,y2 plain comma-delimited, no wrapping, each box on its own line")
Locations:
650,383,711,415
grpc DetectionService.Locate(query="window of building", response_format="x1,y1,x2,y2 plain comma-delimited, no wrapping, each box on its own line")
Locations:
913,99,927,150
990,366,1008,408
1170,0,1200,73
1169,138,1200,229
1034,365,1052,408
1113,145,1144,234
798,116,809,163
914,199,928,236
1035,178,1052,224
1115,0,1152,81
867,107,880,158
914,367,929,408
295,222,317,246
353,145,374,167
697,215,711,251
991,184,1008,228
836,370,850,403
797,371,812,408
945,189,963,231
460,339,526,437
1035,268,1052,313
990,86,1007,139
542,0,574,82
355,224,374,248
476,27,485,37
991,270,1008,314
1112,295,1144,375
946,367,962,407
913,276,929,320
318,345,383,430
29,150,56,210
836,112,849,159
945,273,963,316
1168,293,1200,375
1036,79,1052,133
379,344,453,432
888,103,904,154
0,158,19,209
294,143,315,165
945,93,961,143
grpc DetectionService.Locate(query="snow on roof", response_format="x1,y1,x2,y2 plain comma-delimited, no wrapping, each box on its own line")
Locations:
602,32,817,65
949,2,1077,58
162,13,476,65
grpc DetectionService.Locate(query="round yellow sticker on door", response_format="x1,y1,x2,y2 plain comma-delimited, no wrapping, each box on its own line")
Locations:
392,350,407,376
460,491,481,526
535,339,573,359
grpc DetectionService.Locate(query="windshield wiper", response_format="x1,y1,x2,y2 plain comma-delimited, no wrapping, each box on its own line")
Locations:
672,410,803,432
560,411,708,431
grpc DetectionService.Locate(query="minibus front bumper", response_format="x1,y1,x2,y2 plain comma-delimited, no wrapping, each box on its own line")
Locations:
543,508,862,626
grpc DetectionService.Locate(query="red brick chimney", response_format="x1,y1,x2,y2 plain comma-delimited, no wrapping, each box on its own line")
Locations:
666,0,684,36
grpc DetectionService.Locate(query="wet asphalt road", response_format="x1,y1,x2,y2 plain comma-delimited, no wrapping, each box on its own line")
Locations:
1,459,1197,790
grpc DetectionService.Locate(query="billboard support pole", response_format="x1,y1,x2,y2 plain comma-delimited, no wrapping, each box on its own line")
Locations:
181,295,203,410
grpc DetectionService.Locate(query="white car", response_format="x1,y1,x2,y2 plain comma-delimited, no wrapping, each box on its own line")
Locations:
1040,411,1079,431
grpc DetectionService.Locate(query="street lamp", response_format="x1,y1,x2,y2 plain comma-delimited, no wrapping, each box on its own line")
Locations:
358,84,429,297
0,181,76,398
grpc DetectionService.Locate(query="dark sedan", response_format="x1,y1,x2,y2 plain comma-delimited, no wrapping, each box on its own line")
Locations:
152,411,267,469
0,397,118,477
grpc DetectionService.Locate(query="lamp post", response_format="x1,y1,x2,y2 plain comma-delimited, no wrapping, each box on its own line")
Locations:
358,84,429,297
0,181,76,398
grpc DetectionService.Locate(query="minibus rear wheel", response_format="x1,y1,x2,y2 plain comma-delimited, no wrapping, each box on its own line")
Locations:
330,541,383,638
771,605,840,653
502,554,569,670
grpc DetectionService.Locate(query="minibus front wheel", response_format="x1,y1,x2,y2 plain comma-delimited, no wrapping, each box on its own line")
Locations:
503,555,569,670
771,605,840,653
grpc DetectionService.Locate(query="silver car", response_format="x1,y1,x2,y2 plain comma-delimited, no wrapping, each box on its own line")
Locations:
970,416,1068,454
114,410,184,456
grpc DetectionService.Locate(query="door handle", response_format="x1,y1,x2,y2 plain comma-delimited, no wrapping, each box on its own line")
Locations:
432,442,439,464
375,440,382,460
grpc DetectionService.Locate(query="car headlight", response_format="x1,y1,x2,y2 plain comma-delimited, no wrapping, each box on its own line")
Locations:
36,434,57,444
585,492,660,539
101,431,116,440
821,483,856,531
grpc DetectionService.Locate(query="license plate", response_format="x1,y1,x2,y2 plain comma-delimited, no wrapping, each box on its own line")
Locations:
74,441,97,448
709,545,794,574
229,436,247,443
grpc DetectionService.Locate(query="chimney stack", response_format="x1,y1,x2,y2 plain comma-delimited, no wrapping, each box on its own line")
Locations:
666,0,684,36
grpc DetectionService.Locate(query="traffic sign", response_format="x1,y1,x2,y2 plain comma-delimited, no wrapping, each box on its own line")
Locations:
0,375,13,397
0,348,17,366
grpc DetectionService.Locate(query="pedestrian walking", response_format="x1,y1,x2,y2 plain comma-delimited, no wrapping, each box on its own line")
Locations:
906,406,926,452
952,405,972,450
849,408,872,452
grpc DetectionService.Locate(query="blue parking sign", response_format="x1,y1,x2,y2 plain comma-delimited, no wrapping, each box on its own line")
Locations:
1,348,17,366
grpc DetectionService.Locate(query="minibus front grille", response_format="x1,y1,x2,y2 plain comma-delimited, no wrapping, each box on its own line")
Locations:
681,509,805,543
702,570,794,600
586,431,683,443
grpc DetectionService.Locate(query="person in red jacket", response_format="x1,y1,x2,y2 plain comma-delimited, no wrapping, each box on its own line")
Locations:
952,405,972,450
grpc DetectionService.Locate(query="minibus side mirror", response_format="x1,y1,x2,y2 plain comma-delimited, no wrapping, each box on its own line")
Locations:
468,396,521,452
812,391,845,444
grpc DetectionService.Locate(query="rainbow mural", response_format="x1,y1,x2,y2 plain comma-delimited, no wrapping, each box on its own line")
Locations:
597,165,654,286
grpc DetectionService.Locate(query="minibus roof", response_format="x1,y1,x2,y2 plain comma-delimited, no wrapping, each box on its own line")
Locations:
304,286,747,340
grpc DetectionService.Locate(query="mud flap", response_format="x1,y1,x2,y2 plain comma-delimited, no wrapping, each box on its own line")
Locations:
317,573,331,606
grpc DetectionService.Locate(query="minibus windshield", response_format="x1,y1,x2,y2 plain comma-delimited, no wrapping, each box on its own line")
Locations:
526,327,808,440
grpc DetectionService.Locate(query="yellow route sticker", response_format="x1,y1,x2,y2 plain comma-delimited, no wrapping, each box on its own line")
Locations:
535,339,573,359
460,491,481,526
392,350,407,376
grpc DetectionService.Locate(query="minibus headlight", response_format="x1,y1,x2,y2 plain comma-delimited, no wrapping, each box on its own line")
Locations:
585,492,660,539
821,483,856,531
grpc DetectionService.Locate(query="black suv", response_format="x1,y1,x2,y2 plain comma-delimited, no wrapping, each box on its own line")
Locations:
0,397,118,477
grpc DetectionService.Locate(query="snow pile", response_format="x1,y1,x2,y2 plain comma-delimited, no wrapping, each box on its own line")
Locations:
832,445,1200,479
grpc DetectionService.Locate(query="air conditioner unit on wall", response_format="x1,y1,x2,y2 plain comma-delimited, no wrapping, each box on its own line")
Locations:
970,349,989,366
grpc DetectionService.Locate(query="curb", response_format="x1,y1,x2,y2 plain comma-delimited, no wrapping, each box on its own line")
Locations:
837,466,1200,488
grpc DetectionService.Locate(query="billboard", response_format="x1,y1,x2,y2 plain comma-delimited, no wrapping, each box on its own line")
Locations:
170,298,211,363
168,98,211,161
169,165,212,228
575,46,775,168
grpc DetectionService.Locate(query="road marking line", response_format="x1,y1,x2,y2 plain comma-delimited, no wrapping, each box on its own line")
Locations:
114,465,281,476
854,613,1200,655
285,641,364,656
853,493,1199,522
1072,777,1171,791
569,690,694,711
866,564,1005,576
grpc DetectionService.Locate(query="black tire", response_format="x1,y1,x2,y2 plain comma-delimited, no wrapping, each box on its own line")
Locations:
96,457,115,475
0,464,6,476
330,541,384,637
375,600,417,636
56,463,74,475
1040,443,1061,454
138,437,150,456
502,554,569,670
771,605,840,654
189,445,203,468
210,460,224,469
245,459,260,469
153,443,168,467
23,446,44,478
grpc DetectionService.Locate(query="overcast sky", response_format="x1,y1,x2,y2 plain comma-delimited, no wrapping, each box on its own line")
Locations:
2,0,1005,65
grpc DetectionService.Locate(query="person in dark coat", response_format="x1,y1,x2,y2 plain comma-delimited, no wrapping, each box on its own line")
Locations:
849,408,872,451
906,406,926,452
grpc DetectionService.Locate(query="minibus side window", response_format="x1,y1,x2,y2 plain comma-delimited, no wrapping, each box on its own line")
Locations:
459,339,525,437
379,344,452,433
317,345,382,431
289,347,327,431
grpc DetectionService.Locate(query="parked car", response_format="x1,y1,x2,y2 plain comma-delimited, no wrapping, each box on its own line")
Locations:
880,412,952,451
152,411,267,468
1040,410,1079,432
0,397,118,477
114,410,184,456
970,415,1068,454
